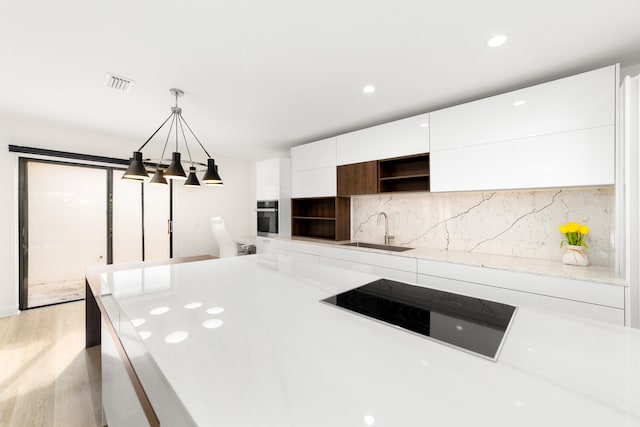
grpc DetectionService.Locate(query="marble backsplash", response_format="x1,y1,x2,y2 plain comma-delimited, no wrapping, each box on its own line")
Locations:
351,187,615,266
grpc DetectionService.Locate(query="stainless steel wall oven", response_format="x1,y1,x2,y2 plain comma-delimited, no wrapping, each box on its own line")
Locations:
257,200,279,237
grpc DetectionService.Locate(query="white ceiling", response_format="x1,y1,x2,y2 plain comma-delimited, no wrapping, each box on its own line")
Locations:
1,0,640,161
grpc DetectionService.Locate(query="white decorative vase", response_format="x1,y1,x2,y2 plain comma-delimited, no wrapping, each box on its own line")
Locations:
562,245,589,267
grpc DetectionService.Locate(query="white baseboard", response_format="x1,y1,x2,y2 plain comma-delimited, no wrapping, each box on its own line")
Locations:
0,305,20,318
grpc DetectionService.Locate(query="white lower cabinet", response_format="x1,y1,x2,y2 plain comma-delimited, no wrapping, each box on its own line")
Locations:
270,240,625,325
417,273,624,325
318,246,417,283
320,256,416,284
416,259,625,325
256,237,276,254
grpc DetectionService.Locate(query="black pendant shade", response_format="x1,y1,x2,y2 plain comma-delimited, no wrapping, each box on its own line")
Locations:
149,168,168,185
202,158,223,185
164,152,187,180
122,89,223,187
123,151,149,180
184,166,201,187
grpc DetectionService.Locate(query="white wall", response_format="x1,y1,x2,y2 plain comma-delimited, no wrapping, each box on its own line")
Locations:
0,130,17,317
173,155,255,258
0,114,255,316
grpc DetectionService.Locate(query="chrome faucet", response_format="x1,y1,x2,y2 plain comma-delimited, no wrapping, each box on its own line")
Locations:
377,212,394,245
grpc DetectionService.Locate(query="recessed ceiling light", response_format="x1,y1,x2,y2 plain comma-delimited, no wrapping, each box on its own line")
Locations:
139,330,152,340
363,85,376,94
486,34,508,48
513,100,526,106
420,123,429,128
364,415,375,425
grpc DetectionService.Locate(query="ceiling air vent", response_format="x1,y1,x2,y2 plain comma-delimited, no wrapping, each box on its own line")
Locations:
104,73,134,92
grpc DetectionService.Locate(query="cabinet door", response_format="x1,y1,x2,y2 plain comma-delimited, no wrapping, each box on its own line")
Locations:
291,137,336,172
430,125,614,192
255,158,280,200
292,167,337,197
256,237,274,254
337,161,377,196
417,274,624,325
430,65,616,152
337,113,430,165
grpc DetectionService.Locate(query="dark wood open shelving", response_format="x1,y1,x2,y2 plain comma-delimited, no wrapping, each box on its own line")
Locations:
379,173,429,181
378,153,430,192
291,197,350,240
292,216,336,220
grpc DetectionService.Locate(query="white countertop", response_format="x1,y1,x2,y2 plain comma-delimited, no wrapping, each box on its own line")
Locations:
100,254,640,426
282,236,626,286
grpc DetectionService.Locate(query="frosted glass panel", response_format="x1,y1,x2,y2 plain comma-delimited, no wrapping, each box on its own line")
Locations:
112,174,143,264
27,162,107,307
144,183,170,261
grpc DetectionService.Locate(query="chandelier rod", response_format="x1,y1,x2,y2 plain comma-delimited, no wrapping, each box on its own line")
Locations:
159,112,177,163
180,114,212,159
177,115,194,164
174,110,180,152
137,112,173,152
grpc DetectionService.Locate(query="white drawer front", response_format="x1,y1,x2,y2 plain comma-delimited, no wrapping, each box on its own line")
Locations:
321,257,417,284
285,240,321,255
417,274,624,325
417,259,624,309
319,246,417,273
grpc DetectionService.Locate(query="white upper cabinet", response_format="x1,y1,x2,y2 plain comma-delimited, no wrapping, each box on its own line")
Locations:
431,126,614,192
255,158,281,200
430,64,618,192
291,137,337,197
291,137,336,172
430,65,616,151
292,167,337,198
336,113,430,165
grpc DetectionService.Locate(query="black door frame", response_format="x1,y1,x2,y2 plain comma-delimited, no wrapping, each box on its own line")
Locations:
17,156,173,310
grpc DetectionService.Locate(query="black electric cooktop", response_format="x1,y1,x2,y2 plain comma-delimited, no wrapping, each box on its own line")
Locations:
322,279,516,360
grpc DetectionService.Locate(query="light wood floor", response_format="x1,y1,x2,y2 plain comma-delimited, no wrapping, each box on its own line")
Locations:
28,280,85,308
0,301,101,427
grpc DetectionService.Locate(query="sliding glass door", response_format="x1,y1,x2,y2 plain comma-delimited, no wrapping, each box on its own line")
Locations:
19,159,172,309
142,183,171,261
112,172,143,263
25,162,107,308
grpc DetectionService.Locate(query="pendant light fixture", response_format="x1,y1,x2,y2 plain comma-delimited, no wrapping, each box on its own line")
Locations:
122,88,224,187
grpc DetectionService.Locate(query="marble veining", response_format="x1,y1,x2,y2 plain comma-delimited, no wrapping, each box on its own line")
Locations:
352,187,614,266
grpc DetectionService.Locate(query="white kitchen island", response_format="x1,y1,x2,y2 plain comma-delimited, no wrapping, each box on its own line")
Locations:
86,254,640,426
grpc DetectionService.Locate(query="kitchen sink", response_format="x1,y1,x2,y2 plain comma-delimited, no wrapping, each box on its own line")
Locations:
341,242,413,252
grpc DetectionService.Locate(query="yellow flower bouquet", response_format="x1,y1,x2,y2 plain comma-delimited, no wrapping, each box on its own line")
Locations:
559,222,589,248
